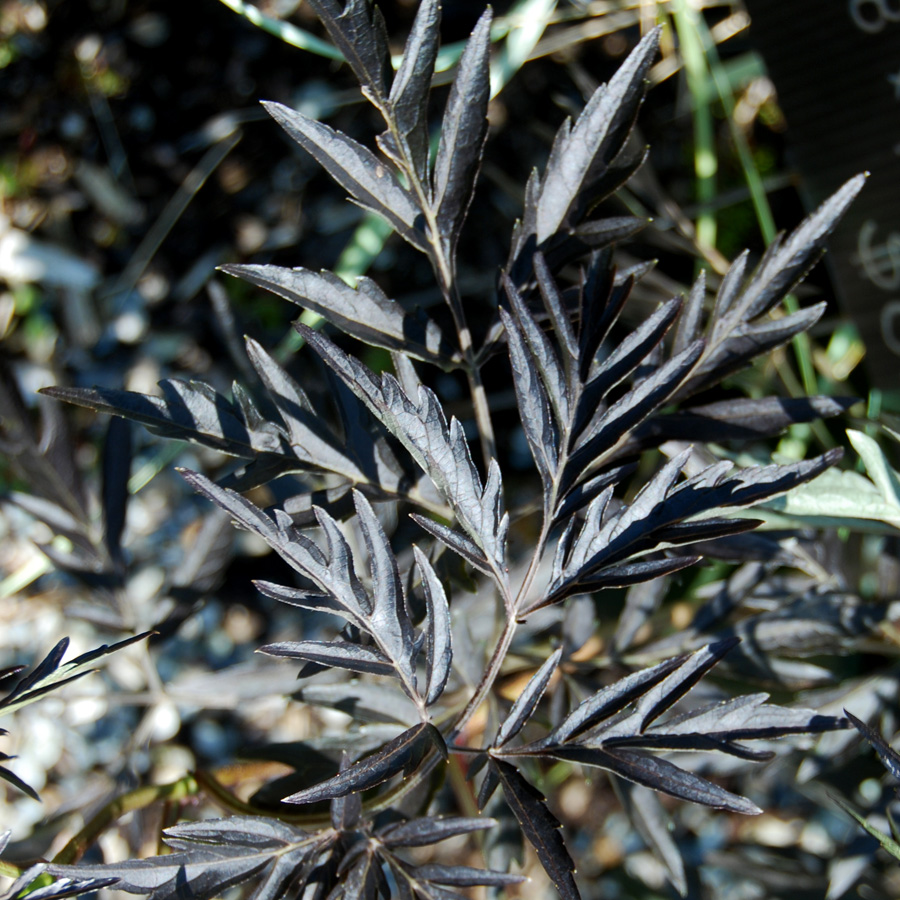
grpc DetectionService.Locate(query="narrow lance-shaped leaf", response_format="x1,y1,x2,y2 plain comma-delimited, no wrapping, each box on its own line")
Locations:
409,514,492,575
283,723,445,804
548,656,685,745
300,326,510,588
634,638,739,731
379,817,495,849
307,0,391,106
41,382,283,460
48,817,328,900
414,546,452,706
0,633,149,718
491,760,581,900
101,416,130,566
846,709,900,781
353,491,417,693
406,864,524,888
737,174,866,322
387,0,440,183
504,270,569,428
0,758,39,801
495,648,562,748
535,27,659,241
223,266,459,367
500,306,557,489
552,746,762,814
433,9,492,248
262,101,428,253
259,640,395,678
0,866,119,900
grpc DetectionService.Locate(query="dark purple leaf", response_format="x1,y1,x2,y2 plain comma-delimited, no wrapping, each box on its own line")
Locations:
552,746,761,814
414,546,452,705
409,864,524,888
49,816,328,900
535,28,659,241
379,817,493,848
263,102,427,252
387,0,440,182
259,640,395,677
846,709,900,781
283,723,444,804
433,9,491,247
492,760,581,900
495,649,562,747
307,0,391,105
222,266,458,366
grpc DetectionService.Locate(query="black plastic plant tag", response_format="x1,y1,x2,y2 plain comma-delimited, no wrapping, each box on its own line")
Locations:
746,0,900,390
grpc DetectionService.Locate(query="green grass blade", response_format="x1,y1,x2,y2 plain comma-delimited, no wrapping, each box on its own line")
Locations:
832,794,900,862
672,0,717,260
216,0,343,59
490,0,557,98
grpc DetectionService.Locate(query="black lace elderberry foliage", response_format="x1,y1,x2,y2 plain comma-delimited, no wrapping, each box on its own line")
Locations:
38,0,867,897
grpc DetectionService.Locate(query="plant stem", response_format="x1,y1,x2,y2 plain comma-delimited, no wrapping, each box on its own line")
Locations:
382,115,497,466
448,614,518,744
52,774,200,865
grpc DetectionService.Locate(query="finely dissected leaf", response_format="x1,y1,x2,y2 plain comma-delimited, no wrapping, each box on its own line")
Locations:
41,383,282,458
433,9,491,249
222,266,459,367
735,174,866,323
0,867,119,900
184,473,428,697
307,0,391,106
495,648,562,748
535,28,659,242
492,760,580,900
263,102,427,253
672,268,706,356
354,491,417,691
342,849,385,900
409,515,491,574
283,723,444,803
563,340,704,494
414,546,452,706
49,816,329,900
300,326,510,590
498,642,844,816
846,709,900,781
387,0,440,183
675,176,865,401
629,639,739,731
0,634,149,719
536,448,841,608
549,656,685,745
642,396,856,445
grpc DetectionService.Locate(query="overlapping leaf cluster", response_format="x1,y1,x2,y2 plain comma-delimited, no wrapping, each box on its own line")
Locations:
37,0,867,897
